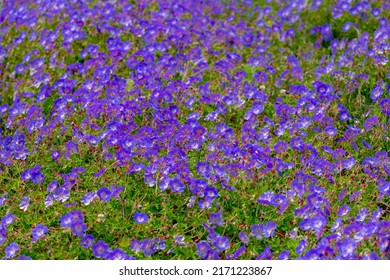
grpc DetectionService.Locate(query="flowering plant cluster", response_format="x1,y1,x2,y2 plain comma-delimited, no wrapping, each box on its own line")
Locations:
0,0,389,260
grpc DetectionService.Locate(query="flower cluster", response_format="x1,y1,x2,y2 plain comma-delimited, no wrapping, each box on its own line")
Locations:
60,210,87,237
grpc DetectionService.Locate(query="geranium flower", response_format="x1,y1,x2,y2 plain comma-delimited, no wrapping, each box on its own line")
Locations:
32,224,48,242
133,212,148,224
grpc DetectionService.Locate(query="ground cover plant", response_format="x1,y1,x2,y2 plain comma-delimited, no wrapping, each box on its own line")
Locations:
0,0,389,260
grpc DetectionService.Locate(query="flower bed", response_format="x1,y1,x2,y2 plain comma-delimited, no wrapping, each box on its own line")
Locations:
0,0,389,260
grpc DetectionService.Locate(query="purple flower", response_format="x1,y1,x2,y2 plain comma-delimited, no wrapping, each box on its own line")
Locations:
169,178,185,193
53,187,70,203
81,234,94,248
97,187,111,202
196,241,212,259
362,140,371,149
174,235,186,246
209,211,223,227
371,208,382,222
107,248,135,260
19,196,30,211
271,194,287,208
273,140,288,153
371,8,381,17
263,221,277,238
228,245,246,259
18,255,32,260
204,186,218,199
251,224,264,240
60,213,73,228
94,168,106,177
333,148,346,160
30,165,44,184
379,98,390,116
338,205,351,216
290,137,306,152
364,115,379,131
309,216,327,232
212,164,226,178
196,162,210,178
133,212,148,224
257,191,274,205
47,180,58,193
0,231,6,245
277,250,290,260
198,198,213,209
239,231,249,245
60,210,84,228
130,239,143,252
81,192,97,206
338,238,357,258
1,214,15,226
110,185,124,197
4,242,19,259
302,249,320,260
256,245,273,260
92,240,109,259
0,195,6,206
338,187,347,201
362,252,380,260
69,210,84,223
21,169,32,181
356,208,369,222
331,218,343,232
159,177,170,192
51,150,61,160
32,224,48,242
64,140,78,159
297,116,312,129
141,239,157,257
296,239,307,255
378,235,389,253
370,85,383,102
15,63,26,74
153,238,166,250
342,157,356,170
324,126,337,136
379,182,390,196
71,221,87,237
213,236,230,252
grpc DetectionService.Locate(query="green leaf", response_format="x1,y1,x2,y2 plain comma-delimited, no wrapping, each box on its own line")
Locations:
43,97,54,118
119,238,130,248
126,79,134,91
